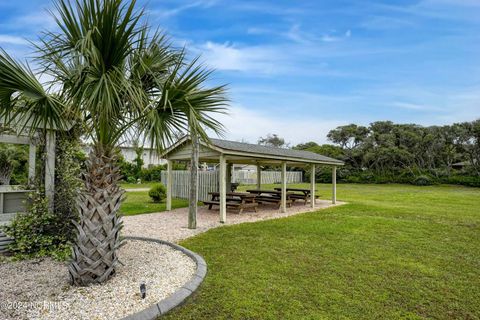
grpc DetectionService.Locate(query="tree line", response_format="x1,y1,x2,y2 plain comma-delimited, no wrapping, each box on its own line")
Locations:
262,120,480,186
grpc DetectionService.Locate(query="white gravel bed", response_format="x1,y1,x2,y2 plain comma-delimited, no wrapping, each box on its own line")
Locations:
0,240,196,320
123,199,344,242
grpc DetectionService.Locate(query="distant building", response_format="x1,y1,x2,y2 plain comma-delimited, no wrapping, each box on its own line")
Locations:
452,160,476,170
83,145,166,168
119,146,166,167
233,164,257,172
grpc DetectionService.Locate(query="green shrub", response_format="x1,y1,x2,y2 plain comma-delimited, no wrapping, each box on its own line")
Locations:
441,175,480,187
149,183,167,202
140,164,165,182
126,176,136,184
2,129,82,261
395,171,415,184
118,154,136,181
412,175,433,186
2,190,72,260
307,164,479,188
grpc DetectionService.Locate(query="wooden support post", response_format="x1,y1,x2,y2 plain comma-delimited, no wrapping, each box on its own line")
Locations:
332,166,337,204
281,162,287,213
310,164,316,209
0,193,4,215
166,159,172,211
219,154,227,223
256,163,261,190
28,142,36,185
45,130,56,212
188,136,199,229
226,163,232,192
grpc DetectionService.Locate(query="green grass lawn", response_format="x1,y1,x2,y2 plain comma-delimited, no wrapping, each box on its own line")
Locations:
121,191,188,216
164,183,480,319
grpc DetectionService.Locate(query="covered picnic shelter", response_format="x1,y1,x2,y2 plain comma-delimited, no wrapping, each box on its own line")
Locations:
162,136,344,223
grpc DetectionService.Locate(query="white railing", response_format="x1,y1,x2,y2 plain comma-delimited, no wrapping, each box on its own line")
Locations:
161,170,303,201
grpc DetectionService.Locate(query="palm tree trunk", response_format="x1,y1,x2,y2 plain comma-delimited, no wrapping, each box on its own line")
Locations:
68,148,124,285
0,165,13,185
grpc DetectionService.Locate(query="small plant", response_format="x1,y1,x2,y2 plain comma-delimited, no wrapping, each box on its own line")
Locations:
412,175,432,186
1,129,82,261
140,164,164,181
149,183,167,203
2,190,72,260
126,176,136,184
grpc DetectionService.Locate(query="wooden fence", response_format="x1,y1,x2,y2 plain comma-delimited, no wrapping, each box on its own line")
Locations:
161,170,303,201
161,171,219,201
232,171,303,185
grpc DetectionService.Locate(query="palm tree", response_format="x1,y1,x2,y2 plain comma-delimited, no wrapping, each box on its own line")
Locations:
0,144,27,185
0,0,227,285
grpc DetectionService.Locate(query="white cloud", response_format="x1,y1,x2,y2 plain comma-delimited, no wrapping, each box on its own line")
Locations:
284,24,351,44
361,16,417,30
194,41,284,73
192,37,368,76
285,24,310,44
422,0,480,7
439,86,480,123
246,27,272,35
150,0,218,18
0,35,29,46
320,30,351,43
212,105,346,145
354,84,480,125
11,11,57,31
227,2,305,16
373,0,480,23
393,102,441,111
321,35,341,42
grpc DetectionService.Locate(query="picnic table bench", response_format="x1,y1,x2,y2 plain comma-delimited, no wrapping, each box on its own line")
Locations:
246,189,293,208
204,192,258,214
273,188,319,204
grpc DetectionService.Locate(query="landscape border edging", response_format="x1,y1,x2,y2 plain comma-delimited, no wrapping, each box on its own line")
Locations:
121,236,207,320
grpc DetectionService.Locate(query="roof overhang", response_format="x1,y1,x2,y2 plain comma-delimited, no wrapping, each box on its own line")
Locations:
162,136,344,166
0,114,74,132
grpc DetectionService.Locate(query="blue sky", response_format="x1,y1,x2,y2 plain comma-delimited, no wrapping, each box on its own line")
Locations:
1,0,479,144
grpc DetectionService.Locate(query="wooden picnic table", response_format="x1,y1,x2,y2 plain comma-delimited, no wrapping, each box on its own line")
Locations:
246,189,285,196
245,189,294,208
209,191,256,198
273,187,319,204
203,192,258,214
274,187,310,195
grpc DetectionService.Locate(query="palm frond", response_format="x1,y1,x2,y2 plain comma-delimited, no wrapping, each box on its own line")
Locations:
141,53,228,151
35,0,149,150
0,49,66,134
5,0,229,152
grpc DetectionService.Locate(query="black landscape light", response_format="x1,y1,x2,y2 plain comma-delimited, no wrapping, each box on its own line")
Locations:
140,282,146,299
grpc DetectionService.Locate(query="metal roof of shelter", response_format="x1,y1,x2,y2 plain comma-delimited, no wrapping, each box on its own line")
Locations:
163,136,344,166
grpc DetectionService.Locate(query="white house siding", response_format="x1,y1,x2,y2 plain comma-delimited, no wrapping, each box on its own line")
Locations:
83,146,166,167
119,147,166,167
